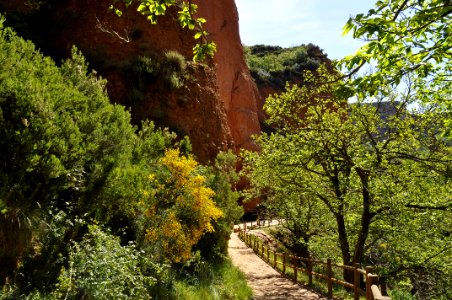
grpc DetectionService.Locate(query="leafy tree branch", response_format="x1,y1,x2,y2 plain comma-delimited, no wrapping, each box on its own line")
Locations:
110,0,216,62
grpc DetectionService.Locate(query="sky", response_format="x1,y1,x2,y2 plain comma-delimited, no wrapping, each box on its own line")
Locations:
235,0,376,60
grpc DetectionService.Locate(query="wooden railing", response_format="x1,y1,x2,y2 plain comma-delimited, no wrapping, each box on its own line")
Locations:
233,219,283,232
238,229,390,300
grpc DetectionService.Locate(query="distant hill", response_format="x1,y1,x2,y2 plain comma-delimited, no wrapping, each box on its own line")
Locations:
244,43,330,91
244,43,333,132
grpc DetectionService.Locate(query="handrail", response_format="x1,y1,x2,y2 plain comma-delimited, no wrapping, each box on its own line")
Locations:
233,219,284,232
237,228,391,300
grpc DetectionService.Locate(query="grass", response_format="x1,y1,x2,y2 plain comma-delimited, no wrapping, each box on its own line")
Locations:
171,260,252,300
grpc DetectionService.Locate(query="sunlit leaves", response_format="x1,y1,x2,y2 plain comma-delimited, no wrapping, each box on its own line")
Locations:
140,149,223,263
242,65,451,291
339,0,451,119
340,0,452,105
111,0,216,62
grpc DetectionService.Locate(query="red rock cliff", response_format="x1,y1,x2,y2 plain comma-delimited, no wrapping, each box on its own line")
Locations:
197,0,261,151
0,0,261,162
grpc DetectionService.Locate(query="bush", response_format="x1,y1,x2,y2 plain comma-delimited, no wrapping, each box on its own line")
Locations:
138,149,223,263
164,50,187,74
53,225,155,300
172,259,252,300
0,21,138,283
129,50,187,93
195,151,243,261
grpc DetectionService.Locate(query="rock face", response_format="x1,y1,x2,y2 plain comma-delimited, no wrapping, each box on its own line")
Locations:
0,0,261,162
197,0,261,151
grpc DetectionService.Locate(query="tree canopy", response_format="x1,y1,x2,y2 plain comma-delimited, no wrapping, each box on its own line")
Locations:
243,66,452,297
340,0,451,120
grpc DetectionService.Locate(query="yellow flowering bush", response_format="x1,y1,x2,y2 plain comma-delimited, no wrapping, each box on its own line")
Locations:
142,149,223,263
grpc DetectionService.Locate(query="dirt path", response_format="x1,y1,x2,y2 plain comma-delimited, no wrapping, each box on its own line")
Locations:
228,232,326,300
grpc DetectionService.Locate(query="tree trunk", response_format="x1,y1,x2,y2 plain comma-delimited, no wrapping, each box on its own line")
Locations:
353,169,373,265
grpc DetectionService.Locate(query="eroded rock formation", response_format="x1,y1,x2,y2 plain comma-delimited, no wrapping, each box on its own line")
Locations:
0,0,261,162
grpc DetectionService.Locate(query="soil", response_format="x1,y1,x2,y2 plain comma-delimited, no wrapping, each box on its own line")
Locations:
228,232,327,300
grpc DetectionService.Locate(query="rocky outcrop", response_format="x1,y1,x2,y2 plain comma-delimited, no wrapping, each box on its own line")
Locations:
0,0,261,162
198,0,261,151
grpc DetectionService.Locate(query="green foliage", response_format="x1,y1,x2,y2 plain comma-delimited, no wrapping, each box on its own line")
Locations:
196,151,244,261
139,149,223,263
0,21,168,288
129,51,188,95
111,0,216,62
242,65,451,295
0,27,135,216
171,257,252,300
340,0,451,130
0,18,251,299
163,50,187,89
244,43,328,89
53,225,155,300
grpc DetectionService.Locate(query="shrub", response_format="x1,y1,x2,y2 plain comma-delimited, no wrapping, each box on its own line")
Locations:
195,151,243,261
129,51,187,93
139,149,223,263
172,259,252,300
0,21,139,283
53,225,155,300
164,50,187,74
163,50,187,89
132,56,160,79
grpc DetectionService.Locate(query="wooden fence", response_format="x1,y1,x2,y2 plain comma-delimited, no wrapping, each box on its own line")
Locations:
238,228,390,300
233,219,283,232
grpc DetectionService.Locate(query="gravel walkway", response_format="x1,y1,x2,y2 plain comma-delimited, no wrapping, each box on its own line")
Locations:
228,232,327,300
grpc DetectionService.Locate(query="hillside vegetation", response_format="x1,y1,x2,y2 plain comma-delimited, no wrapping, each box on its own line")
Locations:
244,43,329,90
0,19,250,299
1,0,450,299
241,1,451,298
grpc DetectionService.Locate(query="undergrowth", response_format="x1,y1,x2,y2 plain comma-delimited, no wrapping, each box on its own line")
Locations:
152,259,252,300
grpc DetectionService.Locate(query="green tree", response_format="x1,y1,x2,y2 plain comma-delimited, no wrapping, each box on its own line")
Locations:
340,0,451,128
0,20,174,288
243,66,451,292
0,19,139,283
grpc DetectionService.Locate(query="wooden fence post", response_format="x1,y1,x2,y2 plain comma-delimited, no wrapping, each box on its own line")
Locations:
261,242,264,257
354,263,360,300
274,252,277,269
366,266,374,300
327,258,333,298
369,274,379,300
293,257,298,282
283,253,286,274
267,247,270,263
308,258,313,286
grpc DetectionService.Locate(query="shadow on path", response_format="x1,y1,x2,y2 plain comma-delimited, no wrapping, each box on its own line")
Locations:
228,232,327,300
